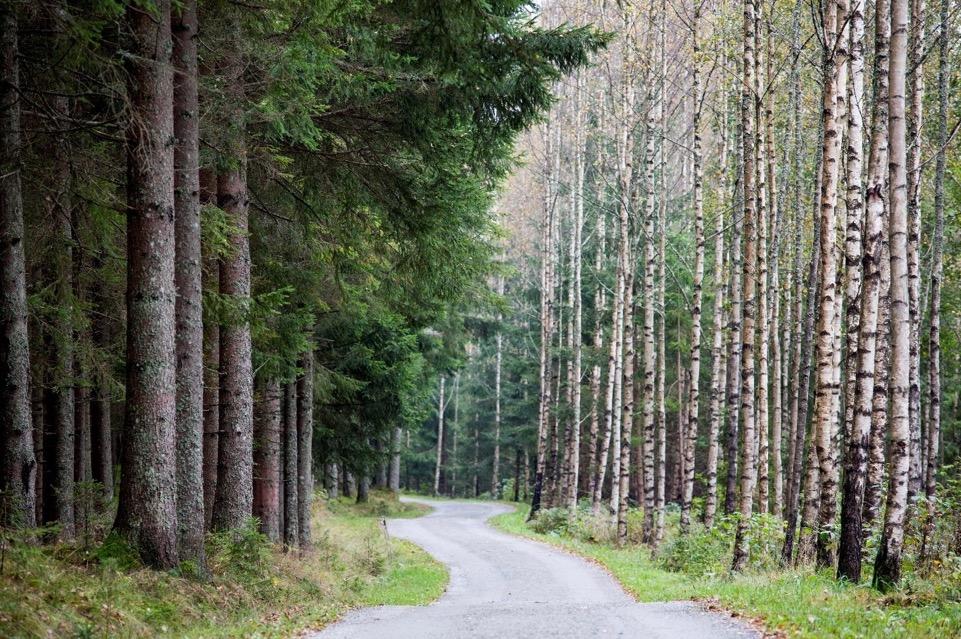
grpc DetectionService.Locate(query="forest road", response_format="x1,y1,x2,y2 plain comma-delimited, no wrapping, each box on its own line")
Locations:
309,499,759,639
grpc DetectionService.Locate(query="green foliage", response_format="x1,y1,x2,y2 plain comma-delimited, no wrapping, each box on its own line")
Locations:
658,513,784,578
0,500,446,638
207,519,272,583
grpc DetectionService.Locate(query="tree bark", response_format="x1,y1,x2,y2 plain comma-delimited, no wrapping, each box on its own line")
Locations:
905,0,925,505
172,0,205,564
297,352,313,548
200,169,219,531
42,95,75,541
283,382,298,550
531,122,557,518
838,0,882,583
114,0,178,568
253,379,281,542
731,0,758,572
0,5,36,531
212,10,254,532
389,426,402,493
681,2,705,534
873,0,910,589
920,0,948,565
433,376,446,496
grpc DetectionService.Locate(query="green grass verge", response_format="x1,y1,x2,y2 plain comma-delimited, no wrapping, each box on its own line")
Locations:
0,491,446,638
490,504,961,639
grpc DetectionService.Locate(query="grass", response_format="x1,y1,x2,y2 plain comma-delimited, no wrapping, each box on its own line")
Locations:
491,503,961,639
0,491,446,638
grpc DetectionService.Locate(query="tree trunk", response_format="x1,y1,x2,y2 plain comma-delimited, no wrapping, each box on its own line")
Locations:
200,169,219,530
905,0,925,506
920,0,948,564
0,5,36,530
493,289,503,498
114,0,178,568
811,0,848,569
731,0,758,572
433,376,446,496
253,379,281,542
531,122,557,517
587,134,607,504
172,0,205,564
873,0,910,589
43,96,75,541
838,0,882,583
212,11,253,532
297,352,313,548
641,51,658,543
389,426,402,493
723,129,744,517
283,383,298,550
356,475,369,504
681,3,704,534
754,14,770,516
566,75,585,512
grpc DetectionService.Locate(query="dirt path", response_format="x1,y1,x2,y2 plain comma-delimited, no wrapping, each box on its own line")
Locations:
309,499,759,638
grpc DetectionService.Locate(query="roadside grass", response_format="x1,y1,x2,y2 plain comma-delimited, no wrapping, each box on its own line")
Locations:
0,490,446,639
491,503,961,639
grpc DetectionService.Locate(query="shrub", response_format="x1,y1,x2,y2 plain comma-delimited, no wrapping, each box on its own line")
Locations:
658,513,784,577
528,507,574,536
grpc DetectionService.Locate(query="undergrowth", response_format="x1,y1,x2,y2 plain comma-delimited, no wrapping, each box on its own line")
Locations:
0,491,445,638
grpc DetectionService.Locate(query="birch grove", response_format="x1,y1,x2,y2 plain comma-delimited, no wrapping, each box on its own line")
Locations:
462,0,961,595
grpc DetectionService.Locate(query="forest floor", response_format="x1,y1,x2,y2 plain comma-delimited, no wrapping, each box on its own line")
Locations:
491,504,961,639
0,492,447,638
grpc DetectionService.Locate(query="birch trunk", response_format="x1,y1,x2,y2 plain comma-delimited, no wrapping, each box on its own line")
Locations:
681,2,705,534
873,0,911,589
531,122,557,517
920,0,948,564
641,81,658,543
732,0,758,571
811,0,848,568
905,0,924,504
433,376,446,496
864,1,893,531
838,0,879,583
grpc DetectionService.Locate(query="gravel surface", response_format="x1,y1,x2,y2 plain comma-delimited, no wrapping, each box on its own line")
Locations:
309,499,760,639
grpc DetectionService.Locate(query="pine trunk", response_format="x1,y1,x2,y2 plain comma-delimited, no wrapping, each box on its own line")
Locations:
172,0,205,564
212,12,254,531
283,383,298,550
0,6,36,530
253,379,281,542
297,352,313,548
200,169,219,530
114,0,179,568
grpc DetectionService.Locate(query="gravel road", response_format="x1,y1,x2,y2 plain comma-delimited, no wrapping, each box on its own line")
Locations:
309,499,760,639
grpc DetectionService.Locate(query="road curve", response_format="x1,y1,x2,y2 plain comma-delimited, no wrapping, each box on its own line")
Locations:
309,499,759,639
